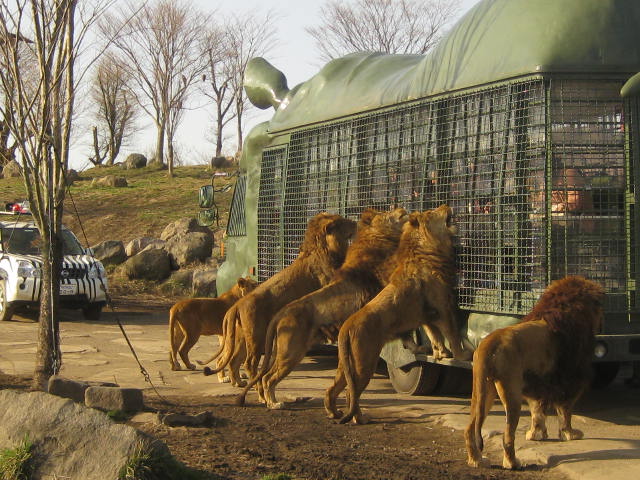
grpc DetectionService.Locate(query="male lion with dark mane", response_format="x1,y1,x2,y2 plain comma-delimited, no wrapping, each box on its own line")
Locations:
198,212,356,384
168,276,257,385
237,207,409,408
324,205,471,425
465,275,604,470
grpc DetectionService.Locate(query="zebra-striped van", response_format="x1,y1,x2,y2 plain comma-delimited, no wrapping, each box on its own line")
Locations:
0,219,108,321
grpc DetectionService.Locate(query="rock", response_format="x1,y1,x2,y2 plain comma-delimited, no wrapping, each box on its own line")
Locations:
84,386,144,412
168,269,193,289
161,217,211,241
91,175,128,187
125,237,165,257
90,240,127,266
66,169,80,185
0,390,169,480
123,248,171,281
165,231,213,268
211,156,228,168
2,160,22,178
48,376,118,403
192,268,217,296
123,153,147,169
159,411,213,427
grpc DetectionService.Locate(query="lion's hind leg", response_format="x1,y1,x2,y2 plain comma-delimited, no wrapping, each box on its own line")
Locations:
177,324,199,370
324,364,346,419
525,398,549,441
495,380,523,470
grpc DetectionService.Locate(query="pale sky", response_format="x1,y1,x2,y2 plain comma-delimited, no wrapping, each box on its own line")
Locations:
72,0,482,170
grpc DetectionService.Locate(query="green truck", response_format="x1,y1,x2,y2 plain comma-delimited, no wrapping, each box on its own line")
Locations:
201,0,640,394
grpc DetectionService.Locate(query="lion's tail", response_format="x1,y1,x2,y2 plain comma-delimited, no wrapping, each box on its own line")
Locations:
236,310,281,406
168,306,179,368
338,327,356,424
466,351,493,456
198,305,238,372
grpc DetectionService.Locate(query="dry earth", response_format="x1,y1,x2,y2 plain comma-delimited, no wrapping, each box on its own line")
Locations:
0,294,570,480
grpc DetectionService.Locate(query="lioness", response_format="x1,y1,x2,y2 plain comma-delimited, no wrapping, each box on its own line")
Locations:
237,207,409,409
324,205,471,424
168,277,257,384
465,276,604,470
198,212,357,384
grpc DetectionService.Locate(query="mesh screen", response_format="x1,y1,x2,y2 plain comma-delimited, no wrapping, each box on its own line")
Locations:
548,79,627,312
256,77,631,315
227,174,247,237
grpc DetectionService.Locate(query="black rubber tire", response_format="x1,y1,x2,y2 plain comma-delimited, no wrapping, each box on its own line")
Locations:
82,303,103,321
435,366,473,395
388,362,441,395
591,362,620,389
0,280,15,322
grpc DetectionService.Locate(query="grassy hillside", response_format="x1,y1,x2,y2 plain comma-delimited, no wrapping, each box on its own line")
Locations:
0,164,237,300
0,163,236,248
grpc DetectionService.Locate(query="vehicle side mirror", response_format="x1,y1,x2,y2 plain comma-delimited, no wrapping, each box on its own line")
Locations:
199,185,214,208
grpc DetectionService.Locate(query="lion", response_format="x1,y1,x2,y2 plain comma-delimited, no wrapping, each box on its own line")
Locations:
323,205,471,424
168,276,257,385
236,206,410,409
198,212,357,385
464,275,605,470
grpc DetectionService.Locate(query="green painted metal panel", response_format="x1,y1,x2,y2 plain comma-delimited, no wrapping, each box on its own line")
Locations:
246,0,640,132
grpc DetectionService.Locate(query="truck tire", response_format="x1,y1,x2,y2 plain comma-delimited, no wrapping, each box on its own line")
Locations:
82,303,103,321
0,280,15,322
591,362,620,389
388,362,441,395
435,366,472,395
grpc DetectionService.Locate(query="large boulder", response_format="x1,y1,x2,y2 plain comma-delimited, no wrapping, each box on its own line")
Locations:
90,240,127,266
123,247,171,281
0,390,170,480
192,268,217,296
161,217,211,241
91,175,128,188
125,237,165,257
165,232,213,269
123,153,147,169
2,160,22,178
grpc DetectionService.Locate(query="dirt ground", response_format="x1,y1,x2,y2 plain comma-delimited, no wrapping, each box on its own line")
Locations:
8,293,632,480
0,371,566,480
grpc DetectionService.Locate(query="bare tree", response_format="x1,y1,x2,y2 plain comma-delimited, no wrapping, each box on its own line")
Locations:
0,0,114,390
200,25,236,159
225,11,279,154
307,0,461,62
90,51,137,166
104,0,209,177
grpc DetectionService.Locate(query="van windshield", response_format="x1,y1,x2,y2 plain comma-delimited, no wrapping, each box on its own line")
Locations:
1,227,84,255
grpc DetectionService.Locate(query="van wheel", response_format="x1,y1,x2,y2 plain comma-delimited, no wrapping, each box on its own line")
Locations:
435,366,472,395
0,280,15,322
82,303,103,321
388,362,441,395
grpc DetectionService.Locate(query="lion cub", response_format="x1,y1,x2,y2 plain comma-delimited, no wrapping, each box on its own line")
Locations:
168,276,257,385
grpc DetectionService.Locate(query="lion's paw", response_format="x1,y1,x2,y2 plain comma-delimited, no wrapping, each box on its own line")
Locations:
502,456,521,470
467,457,491,468
269,401,286,410
353,413,371,425
526,428,548,441
232,380,247,387
187,363,197,370
241,372,248,379
560,428,583,441
217,375,231,384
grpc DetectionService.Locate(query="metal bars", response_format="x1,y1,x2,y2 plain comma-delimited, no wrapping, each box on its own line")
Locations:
226,174,247,237
256,76,631,316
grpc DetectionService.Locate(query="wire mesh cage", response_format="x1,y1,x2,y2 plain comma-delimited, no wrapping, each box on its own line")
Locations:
256,76,632,317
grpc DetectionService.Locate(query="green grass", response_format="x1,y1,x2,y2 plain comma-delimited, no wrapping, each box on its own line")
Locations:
119,442,205,480
0,436,34,480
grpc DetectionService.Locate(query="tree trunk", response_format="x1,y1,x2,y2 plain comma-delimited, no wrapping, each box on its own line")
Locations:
32,231,63,390
155,122,165,165
167,139,174,178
